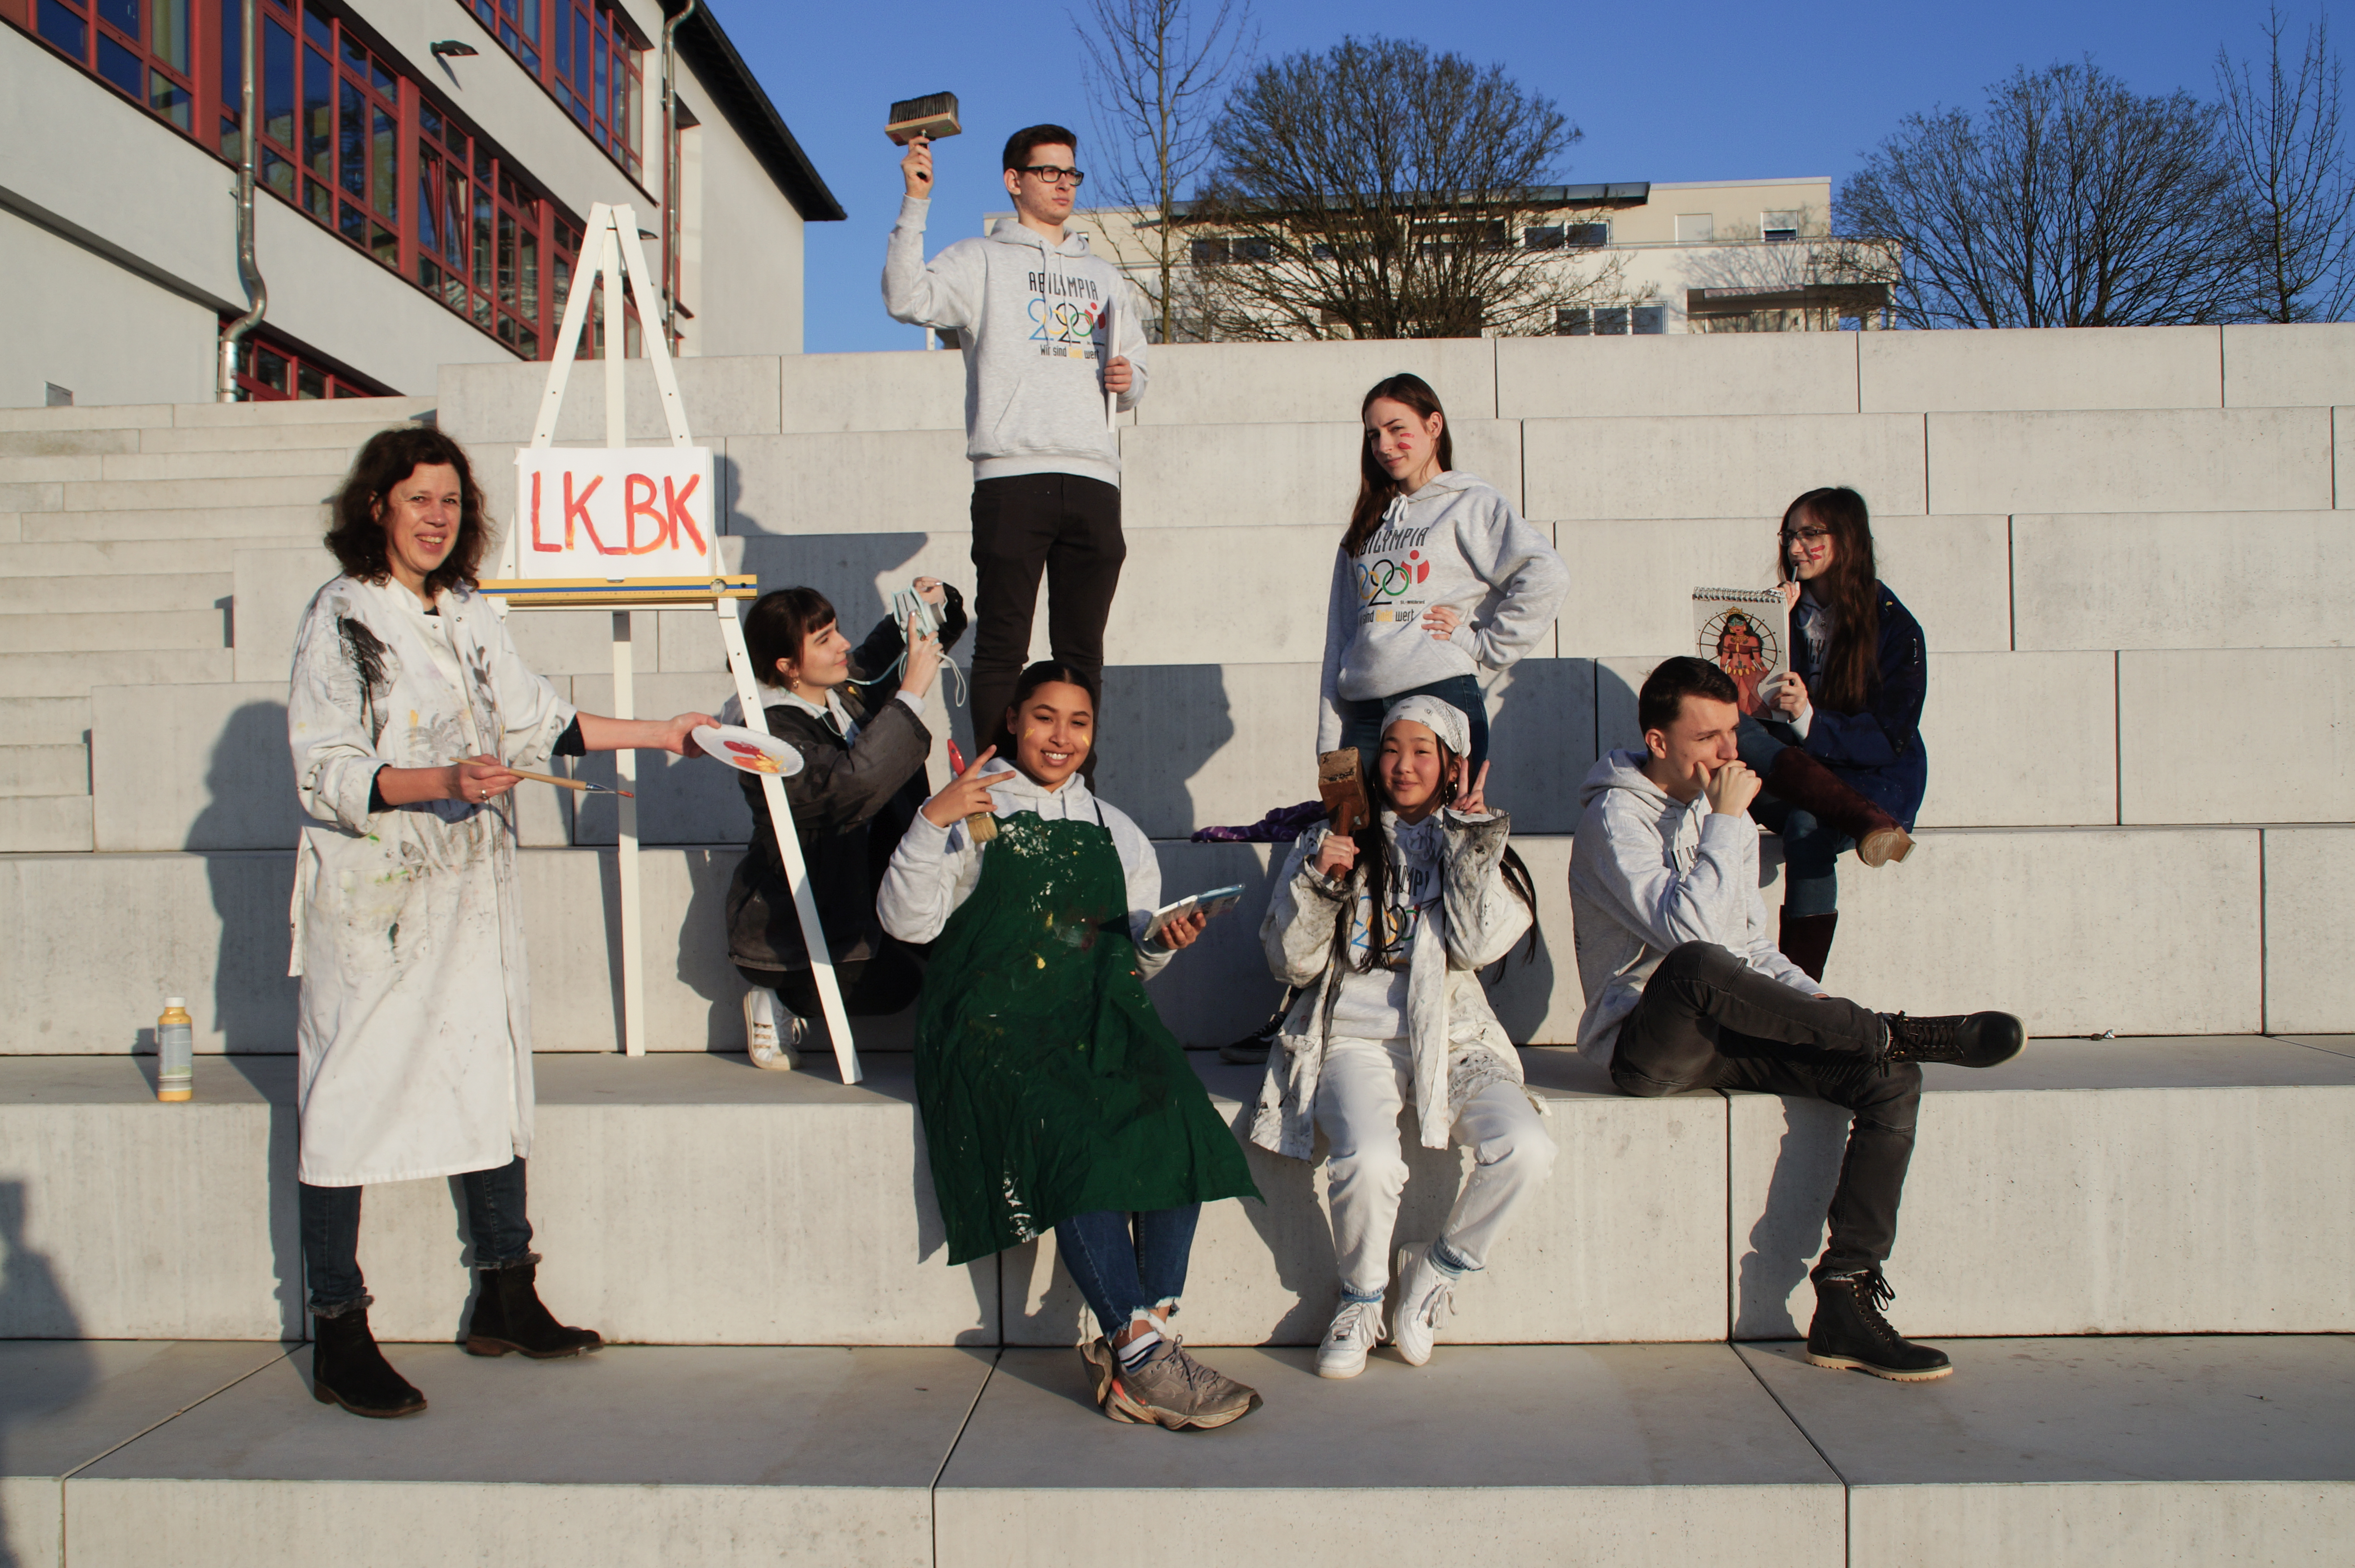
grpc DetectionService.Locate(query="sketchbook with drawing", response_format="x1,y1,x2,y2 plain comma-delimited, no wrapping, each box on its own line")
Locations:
1691,587,1789,720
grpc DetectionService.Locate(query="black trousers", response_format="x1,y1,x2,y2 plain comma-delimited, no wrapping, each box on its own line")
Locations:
1611,942,1919,1275
299,1157,532,1315
967,472,1124,743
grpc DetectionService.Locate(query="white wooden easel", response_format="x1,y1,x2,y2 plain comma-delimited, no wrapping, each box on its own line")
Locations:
482,201,861,1084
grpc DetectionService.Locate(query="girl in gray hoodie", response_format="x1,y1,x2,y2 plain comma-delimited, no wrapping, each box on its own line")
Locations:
1316,374,1569,775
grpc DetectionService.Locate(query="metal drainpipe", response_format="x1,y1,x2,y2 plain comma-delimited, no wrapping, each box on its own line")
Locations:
660,0,697,352
217,0,266,400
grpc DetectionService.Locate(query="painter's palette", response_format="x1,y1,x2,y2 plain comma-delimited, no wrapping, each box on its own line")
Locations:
692,724,805,778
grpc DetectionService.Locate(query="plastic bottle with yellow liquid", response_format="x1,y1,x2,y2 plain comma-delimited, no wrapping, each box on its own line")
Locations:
157,997,193,1102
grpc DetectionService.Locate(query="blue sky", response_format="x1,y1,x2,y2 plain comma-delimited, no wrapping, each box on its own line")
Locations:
716,0,2347,354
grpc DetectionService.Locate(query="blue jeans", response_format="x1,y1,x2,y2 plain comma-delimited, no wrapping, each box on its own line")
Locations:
1339,673,1489,780
299,1157,535,1315
1736,715,1851,917
1054,1206,1200,1341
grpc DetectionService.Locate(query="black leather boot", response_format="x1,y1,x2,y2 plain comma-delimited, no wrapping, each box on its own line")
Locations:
1879,1011,2025,1069
1778,910,1839,982
1763,746,1913,866
1805,1268,1952,1382
463,1260,605,1358
311,1303,427,1418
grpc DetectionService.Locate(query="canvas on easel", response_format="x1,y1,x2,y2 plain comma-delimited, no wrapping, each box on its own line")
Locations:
479,199,862,1084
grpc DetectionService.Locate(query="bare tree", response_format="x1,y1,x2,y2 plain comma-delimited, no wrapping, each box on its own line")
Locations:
1187,36,1599,340
1072,0,1256,343
2216,6,2355,322
1840,61,2248,328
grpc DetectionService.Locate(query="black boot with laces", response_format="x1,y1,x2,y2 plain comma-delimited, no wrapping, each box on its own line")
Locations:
1805,1268,1953,1382
1878,1011,2025,1070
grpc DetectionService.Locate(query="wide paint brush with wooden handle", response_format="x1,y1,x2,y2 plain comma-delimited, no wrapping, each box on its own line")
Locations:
509,767,632,799
886,92,961,146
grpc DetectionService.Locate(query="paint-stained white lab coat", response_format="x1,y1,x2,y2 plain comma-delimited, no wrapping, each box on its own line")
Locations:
286,575,575,1186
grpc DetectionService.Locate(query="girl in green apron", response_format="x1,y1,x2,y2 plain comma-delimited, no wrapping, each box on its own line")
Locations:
879,661,1263,1430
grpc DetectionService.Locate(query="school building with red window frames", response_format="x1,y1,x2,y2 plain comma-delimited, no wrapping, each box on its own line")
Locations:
0,0,841,406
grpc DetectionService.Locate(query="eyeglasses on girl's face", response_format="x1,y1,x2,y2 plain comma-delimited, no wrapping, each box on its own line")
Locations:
1021,165,1085,187
1780,526,1831,546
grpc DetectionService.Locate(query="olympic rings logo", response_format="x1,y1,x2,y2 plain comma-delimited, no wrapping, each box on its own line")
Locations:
1029,297,1102,346
1355,552,1430,602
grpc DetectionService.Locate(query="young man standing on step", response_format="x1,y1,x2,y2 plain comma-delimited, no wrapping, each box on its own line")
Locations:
883,122,1151,745
1568,656,2026,1382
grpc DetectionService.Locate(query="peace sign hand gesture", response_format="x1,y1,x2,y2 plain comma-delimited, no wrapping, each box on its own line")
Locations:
921,745,1009,829
1453,759,1492,817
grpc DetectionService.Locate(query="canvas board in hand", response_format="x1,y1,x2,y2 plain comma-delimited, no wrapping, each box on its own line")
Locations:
1693,587,1790,720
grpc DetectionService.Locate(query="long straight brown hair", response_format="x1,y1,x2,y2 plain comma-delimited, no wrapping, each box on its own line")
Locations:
1345,373,1454,554
1777,486,1881,712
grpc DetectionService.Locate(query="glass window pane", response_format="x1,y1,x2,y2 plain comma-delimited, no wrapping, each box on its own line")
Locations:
306,177,331,219
38,0,88,61
592,37,605,124
370,55,394,98
473,184,492,291
303,45,331,172
261,145,294,197
96,30,142,95
420,103,441,140
518,0,537,46
302,5,330,52
372,223,397,268
262,18,293,144
416,147,439,254
418,253,440,291
297,363,326,399
519,224,537,318
340,200,365,243
1632,304,1667,335
339,79,364,196
256,347,288,394
95,0,133,33
219,116,241,160
444,174,467,266
373,105,395,220
150,0,189,70
218,0,239,102
340,30,363,69
1592,306,1629,335
150,69,192,129
497,209,516,308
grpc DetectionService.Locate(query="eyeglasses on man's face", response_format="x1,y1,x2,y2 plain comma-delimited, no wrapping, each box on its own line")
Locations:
1021,165,1086,187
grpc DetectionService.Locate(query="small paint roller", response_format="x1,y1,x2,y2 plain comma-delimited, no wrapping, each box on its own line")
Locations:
886,92,961,146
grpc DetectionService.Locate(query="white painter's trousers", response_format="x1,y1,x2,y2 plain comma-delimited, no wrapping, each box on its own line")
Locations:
1314,1033,1556,1303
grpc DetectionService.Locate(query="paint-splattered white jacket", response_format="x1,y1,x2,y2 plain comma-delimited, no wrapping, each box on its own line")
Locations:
285,575,574,1186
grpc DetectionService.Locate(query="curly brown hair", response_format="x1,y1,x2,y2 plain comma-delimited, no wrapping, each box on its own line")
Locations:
324,425,491,596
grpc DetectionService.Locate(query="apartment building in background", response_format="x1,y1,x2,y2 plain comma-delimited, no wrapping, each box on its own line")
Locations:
0,0,841,406
1068,175,1895,341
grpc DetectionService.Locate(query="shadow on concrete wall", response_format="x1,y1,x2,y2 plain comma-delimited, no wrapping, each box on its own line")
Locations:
191,703,304,1053
1094,665,1238,839
673,848,748,1050
1733,1097,1847,1339
0,1181,93,1567
211,1058,307,1340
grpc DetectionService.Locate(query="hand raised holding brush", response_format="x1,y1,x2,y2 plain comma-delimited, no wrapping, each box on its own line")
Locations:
930,742,1010,840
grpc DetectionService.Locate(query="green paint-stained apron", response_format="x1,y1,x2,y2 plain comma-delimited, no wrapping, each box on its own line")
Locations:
914,810,1260,1265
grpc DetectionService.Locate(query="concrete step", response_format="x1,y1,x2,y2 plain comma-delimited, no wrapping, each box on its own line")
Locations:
24,507,324,544
0,403,175,433
132,418,423,453
0,695,90,744
0,608,225,652
0,743,88,796
13,1336,2346,1568
0,648,230,698
75,447,361,482
165,394,436,428
0,427,142,458
0,570,232,614
0,537,329,577
0,794,91,849
3,1043,2349,1344
53,474,339,514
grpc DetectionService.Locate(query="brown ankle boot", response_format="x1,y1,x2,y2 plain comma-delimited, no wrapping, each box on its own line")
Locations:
1763,747,1913,867
1778,910,1838,982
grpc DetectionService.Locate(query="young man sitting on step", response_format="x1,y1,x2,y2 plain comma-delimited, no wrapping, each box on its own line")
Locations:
1567,656,2026,1382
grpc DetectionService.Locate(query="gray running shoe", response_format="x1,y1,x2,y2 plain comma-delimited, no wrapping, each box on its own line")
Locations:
1107,1339,1260,1430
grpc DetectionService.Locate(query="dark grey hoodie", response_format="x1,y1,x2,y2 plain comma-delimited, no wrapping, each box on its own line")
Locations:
882,196,1150,486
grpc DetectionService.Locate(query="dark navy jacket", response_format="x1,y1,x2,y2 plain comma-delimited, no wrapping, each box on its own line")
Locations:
1793,582,1927,827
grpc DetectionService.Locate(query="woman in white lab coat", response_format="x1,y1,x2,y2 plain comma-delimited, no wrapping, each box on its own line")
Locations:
287,426,712,1419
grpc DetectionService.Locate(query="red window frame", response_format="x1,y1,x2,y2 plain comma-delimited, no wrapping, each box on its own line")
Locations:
12,0,623,370
462,0,643,180
224,324,394,399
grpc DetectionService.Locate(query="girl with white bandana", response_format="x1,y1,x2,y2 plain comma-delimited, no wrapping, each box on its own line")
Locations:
1253,696,1553,1379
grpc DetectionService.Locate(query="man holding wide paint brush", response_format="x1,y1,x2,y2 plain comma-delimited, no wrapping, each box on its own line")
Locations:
882,111,1151,760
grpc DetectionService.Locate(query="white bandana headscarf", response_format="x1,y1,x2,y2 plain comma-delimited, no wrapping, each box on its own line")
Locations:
1380,694,1471,758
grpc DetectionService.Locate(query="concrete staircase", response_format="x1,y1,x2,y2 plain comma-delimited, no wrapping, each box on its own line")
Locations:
4,328,2353,1565
0,397,433,852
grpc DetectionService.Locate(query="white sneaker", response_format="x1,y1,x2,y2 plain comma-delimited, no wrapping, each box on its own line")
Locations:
1392,1243,1458,1368
743,988,803,1071
1315,1298,1386,1379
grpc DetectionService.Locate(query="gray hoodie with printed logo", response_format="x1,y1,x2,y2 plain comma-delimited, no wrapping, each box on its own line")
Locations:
882,196,1151,487
1315,472,1569,752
